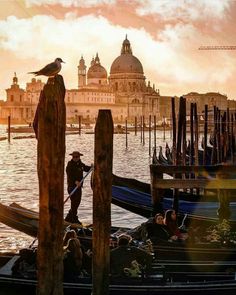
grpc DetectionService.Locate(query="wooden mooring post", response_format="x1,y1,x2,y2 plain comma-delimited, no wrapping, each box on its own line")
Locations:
134,116,137,136
79,115,82,135
7,115,11,143
153,115,157,151
149,115,151,156
92,109,113,295
125,119,128,149
36,75,66,295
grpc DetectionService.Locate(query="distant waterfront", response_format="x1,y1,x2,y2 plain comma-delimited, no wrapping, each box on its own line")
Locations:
0,124,171,252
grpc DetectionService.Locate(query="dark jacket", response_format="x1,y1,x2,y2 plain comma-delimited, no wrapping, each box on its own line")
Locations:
146,222,170,242
66,159,91,189
110,245,152,277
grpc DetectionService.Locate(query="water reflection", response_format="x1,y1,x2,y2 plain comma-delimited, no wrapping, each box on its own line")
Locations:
0,124,171,252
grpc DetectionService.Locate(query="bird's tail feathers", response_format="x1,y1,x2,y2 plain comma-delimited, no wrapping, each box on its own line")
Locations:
27,71,38,75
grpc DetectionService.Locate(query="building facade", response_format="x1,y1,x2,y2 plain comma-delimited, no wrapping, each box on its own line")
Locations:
0,37,235,124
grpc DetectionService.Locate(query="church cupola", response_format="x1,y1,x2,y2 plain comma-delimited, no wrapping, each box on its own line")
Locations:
90,57,95,66
78,55,86,88
13,72,18,85
87,53,107,85
121,35,132,54
94,53,100,64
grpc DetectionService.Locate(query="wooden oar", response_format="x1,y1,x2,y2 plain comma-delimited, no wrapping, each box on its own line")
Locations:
64,166,94,205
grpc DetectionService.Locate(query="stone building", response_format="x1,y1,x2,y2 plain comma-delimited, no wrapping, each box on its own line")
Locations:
65,36,161,123
0,36,235,125
183,92,228,114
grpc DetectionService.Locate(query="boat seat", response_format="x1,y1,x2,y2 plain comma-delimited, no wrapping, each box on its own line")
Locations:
0,255,20,276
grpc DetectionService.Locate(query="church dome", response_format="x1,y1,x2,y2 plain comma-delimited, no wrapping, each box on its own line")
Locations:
110,36,143,75
87,53,107,79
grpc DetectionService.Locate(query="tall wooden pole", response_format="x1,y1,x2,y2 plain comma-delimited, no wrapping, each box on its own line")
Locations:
142,115,145,145
171,98,176,165
36,75,66,295
190,103,194,165
7,115,11,143
154,115,157,151
203,104,208,165
93,109,113,295
79,115,82,135
149,115,151,156
182,99,186,166
176,97,185,165
125,119,128,149
194,103,199,166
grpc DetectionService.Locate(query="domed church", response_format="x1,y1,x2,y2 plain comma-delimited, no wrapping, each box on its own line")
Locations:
0,36,167,124
109,36,146,93
1,36,233,124
66,36,161,123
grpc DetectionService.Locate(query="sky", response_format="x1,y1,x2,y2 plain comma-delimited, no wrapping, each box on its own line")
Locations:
0,0,236,100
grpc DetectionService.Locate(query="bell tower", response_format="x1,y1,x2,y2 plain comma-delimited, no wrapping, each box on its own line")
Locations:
77,56,86,88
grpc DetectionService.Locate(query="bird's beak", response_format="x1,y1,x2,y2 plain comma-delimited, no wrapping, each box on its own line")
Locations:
62,60,65,63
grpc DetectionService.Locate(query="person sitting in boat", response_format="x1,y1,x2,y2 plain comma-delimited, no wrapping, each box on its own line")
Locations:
145,213,172,243
11,248,37,278
63,229,78,246
110,234,153,278
164,209,188,241
63,229,92,276
63,237,83,281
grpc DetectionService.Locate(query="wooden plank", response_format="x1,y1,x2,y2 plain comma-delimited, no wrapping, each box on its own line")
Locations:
150,164,236,174
152,179,236,189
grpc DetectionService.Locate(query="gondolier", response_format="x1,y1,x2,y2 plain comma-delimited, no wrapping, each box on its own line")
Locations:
65,151,91,224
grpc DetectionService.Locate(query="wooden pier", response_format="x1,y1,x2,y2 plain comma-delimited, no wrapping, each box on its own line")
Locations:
150,164,236,222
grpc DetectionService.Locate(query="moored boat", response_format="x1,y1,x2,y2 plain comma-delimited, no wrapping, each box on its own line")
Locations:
1,202,236,263
0,253,236,295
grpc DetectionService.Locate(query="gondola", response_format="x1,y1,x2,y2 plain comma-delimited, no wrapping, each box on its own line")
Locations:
1,267,236,295
111,185,236,225
1,202,236,263
1,239,236,295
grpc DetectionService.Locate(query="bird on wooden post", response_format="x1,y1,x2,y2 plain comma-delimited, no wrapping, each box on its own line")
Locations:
28,58,65,77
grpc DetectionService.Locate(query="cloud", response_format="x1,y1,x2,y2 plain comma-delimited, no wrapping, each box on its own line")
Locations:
25,0,116,8
0,1,236,100
136,0,231,20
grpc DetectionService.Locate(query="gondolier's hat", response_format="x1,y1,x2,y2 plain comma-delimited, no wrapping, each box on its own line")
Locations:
69,151,83,156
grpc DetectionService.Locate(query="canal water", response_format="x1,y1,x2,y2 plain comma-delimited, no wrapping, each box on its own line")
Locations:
0,124,171,252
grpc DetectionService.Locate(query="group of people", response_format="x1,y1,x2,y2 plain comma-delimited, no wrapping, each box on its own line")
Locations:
63,229,92,281
128,209,188,244
146,209,188,243
63,229,153,280
11,211,188,280
63,150,189,279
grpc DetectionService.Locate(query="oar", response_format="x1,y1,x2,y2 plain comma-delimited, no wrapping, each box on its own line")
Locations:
179,213,188,230
64,166,94,205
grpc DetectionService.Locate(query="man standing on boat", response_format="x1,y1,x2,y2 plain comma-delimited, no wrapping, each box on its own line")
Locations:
65,151,91,224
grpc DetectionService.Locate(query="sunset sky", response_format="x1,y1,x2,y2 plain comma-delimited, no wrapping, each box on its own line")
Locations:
0,0,236,100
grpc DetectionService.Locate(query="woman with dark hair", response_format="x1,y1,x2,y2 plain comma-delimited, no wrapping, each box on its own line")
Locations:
63,238,83,281
164,209,188,241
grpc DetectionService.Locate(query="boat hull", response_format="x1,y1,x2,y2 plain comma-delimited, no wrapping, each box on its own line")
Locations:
0,275,236,295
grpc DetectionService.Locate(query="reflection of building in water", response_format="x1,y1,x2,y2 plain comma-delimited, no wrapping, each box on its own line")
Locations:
0,36,235,124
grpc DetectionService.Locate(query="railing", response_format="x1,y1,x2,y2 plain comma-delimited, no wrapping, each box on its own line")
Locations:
150,164,236,221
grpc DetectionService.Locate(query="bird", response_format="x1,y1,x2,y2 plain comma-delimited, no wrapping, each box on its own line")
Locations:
28,58,65,77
